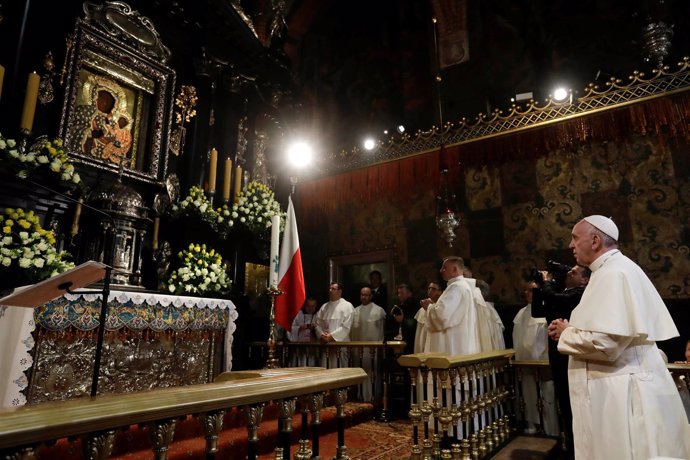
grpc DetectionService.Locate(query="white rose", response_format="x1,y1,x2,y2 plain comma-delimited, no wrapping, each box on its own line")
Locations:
36,242,48,251
19,258,31,268
19,231,29,241
168,284,176,293
37,155,49,164
25,152,35,162
7,139,16,148
61,173,70,181
240,217,246,222
1,257,11,267
2,236,11,245
199,203,208,213
34,258,45,268
9,149,19,158
257,217,262,222
72,173,81,184
50,159,61,172
0,140,6,149
46,253,55,264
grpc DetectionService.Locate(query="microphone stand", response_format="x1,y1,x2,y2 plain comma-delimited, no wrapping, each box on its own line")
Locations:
23,178,116,397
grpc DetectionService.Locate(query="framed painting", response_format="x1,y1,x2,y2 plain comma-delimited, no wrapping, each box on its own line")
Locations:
60,3,175,185
327,249,396,307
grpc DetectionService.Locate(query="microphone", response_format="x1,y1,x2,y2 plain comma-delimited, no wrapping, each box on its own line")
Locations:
21,176,116,397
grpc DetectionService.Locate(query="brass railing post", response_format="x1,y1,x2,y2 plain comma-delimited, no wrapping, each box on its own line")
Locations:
332,388,350,460
148,419,177,460
244,404,265,460
200,410,226,459
308,392,325,460
278,398,297,459
82,429,116,460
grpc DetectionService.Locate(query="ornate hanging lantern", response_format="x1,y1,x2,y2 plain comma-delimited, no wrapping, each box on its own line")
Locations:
436,168,461,247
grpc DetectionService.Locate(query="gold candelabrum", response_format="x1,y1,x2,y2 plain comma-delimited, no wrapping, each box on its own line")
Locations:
265,286,283,369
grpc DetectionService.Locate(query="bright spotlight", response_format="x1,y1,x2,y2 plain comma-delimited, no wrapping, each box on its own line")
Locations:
397,125,405,133
553,87,569,102
287,142,313,168
363,138,376,151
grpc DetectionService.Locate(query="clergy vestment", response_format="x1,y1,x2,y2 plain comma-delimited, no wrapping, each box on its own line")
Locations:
512,304,559,436
466,277,505,351
288,310,317,366
558,249,690,460
351,302,386,401
413,307,427,354
315,298,355,368
424,276,481,355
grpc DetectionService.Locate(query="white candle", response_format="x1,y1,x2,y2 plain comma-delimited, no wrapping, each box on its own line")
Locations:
269,214,280,288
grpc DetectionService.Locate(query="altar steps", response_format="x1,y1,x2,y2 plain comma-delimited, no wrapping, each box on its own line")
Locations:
36,401,374,459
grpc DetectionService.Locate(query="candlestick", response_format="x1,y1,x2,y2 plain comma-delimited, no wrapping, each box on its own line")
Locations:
269,214,280,288
20,72,40,132
70,198,83,236
222,157,232,202
233,165,242,202
0,65,5,101
208,148,218,192
152,217,160,251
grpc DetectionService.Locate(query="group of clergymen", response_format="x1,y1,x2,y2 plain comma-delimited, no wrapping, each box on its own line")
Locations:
285,215,690,460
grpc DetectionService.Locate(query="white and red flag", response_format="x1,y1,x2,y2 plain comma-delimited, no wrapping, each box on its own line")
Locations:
275,196,306,330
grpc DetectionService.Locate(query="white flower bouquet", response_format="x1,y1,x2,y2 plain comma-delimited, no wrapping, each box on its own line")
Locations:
166,243,231,296
0,207,75,285
0,134,81,185
171,185,237,237
232,181,285,235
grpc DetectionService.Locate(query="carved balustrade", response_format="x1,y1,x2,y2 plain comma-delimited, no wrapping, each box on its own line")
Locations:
398,350,515,460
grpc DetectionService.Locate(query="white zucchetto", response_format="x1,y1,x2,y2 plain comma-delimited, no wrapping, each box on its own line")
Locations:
583,215,619,241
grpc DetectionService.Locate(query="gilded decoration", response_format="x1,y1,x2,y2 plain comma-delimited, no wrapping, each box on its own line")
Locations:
23,291,237,404
320,58,690,175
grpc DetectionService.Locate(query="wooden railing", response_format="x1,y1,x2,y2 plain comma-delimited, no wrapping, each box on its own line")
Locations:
398,349,516,459
0,367,366,460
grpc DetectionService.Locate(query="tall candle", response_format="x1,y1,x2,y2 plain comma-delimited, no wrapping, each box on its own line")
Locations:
0,65,5,101
70,198,83,236
222,158,232,202
20,72,40,131
208,148,218,192
233,165,242,202
269,214,281,288
152,217,160,251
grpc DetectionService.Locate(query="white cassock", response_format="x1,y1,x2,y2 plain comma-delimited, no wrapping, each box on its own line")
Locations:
351,302,386,401
288,311,317,366
315,298,355,368
424,275,481,355
558,249,690,460
512,304,559,436
466,278,505,351
413,307,427,354
425,276,482,434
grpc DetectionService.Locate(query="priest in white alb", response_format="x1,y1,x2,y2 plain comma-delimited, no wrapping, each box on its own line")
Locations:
315,282,355,367
350,286,386,401
549,215,690,460
423,256,481,355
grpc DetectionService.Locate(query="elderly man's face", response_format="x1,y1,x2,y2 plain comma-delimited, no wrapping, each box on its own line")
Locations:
569,220,596,266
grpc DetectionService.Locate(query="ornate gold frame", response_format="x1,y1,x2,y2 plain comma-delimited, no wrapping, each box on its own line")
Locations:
59,2,175,185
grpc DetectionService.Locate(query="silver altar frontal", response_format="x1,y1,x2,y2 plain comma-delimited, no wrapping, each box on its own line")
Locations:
0,290,237,406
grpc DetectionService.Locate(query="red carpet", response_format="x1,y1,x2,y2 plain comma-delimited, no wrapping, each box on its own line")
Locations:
256,420,414,460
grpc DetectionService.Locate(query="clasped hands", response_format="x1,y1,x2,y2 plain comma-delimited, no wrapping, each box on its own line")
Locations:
547,318,569,341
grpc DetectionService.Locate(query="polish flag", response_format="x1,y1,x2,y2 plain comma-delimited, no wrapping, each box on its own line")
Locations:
275,196,306,331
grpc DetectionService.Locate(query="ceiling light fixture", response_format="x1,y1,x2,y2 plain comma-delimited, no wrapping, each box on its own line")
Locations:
397,125,405,134
287,141,313,168
552,87,570,102
363,138,376,151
